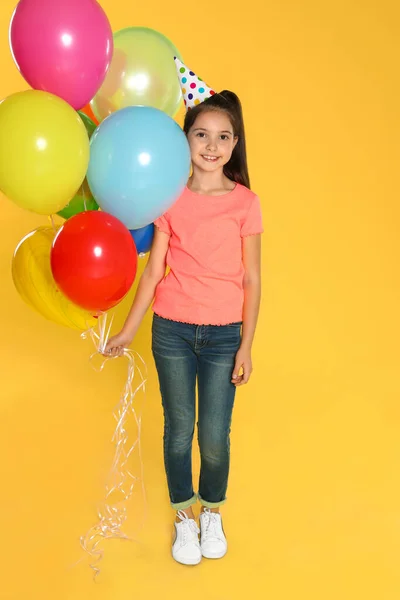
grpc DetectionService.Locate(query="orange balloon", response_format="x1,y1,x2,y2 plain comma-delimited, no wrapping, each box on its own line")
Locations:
80,103,99,125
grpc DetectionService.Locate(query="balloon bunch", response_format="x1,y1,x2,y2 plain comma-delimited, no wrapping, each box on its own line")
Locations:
2,0,191,326
2,0,192,575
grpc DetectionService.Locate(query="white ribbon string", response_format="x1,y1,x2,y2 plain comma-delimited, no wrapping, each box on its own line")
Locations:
78,312,147,579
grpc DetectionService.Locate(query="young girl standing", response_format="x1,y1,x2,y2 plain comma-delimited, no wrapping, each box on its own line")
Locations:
105,58,263,565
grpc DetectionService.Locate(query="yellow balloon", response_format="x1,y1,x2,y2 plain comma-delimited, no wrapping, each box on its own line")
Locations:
91,27,183,122
0,90,90,215
12,226,97,331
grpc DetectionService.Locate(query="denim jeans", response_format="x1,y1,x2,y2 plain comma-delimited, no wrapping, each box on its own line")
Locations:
151,313,242,510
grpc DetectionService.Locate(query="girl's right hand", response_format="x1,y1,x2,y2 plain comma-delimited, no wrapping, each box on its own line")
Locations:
103,330,133,357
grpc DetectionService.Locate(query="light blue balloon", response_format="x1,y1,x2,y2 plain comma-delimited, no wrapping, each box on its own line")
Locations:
87,106,191,229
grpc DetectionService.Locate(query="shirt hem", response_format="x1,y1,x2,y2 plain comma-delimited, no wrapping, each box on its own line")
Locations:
241,229,264,238
153,309,243,327
154,223,171,236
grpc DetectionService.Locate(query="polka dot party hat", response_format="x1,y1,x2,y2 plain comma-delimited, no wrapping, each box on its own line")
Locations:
174,57,216,111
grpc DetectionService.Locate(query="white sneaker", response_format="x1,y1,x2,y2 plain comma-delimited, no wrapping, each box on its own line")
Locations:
172,510,202,565
200,509,228,559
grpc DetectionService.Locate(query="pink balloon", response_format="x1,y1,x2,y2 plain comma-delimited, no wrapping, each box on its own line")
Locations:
9,0,113,111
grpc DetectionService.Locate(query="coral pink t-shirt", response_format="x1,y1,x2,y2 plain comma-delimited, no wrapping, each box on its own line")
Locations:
153,183,263,326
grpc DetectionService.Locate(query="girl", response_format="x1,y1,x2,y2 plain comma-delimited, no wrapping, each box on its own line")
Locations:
104,59,263,565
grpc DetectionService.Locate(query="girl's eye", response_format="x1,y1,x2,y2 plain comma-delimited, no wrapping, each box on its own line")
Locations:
220,135,229,141
196,132,206,138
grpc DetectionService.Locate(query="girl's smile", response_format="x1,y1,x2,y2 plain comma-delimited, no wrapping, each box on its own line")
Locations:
201,154,220,163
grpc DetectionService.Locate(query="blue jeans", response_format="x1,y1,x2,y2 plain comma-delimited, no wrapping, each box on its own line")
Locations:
152,314,242,510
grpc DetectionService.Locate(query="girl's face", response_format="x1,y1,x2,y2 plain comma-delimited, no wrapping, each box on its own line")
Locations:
187,110,238,174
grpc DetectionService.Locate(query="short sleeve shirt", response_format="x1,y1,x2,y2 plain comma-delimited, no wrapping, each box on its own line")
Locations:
153,183,263,325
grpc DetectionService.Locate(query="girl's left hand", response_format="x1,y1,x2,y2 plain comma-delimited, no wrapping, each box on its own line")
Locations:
232,346,253,386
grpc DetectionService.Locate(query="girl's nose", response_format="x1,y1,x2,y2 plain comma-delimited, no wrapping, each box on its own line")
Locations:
206,138,217,151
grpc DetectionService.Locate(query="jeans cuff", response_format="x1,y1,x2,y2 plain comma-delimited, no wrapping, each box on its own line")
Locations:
171,493,198,511
198,494,227,509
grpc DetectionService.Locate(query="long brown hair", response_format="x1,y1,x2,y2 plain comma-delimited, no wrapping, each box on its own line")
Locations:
183,90,250,189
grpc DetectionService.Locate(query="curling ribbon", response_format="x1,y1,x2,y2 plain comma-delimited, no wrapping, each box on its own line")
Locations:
79,312,147,578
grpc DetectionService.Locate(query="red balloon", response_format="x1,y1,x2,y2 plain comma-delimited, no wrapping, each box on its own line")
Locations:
51,211,137,313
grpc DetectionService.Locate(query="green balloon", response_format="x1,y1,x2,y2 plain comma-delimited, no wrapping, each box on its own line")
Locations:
57,181,98,219
77,111,97,137
57,112,98,220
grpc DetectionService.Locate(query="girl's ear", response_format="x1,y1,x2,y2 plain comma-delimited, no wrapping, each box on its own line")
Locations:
233,135,239,149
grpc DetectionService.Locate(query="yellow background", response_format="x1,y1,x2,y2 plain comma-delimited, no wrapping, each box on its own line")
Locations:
0,0,399,598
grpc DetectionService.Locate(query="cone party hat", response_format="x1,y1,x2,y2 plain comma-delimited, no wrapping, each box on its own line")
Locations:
174,57,216,110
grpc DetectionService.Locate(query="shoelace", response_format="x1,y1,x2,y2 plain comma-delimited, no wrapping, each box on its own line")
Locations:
177,510,200,546
201,508,222,541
